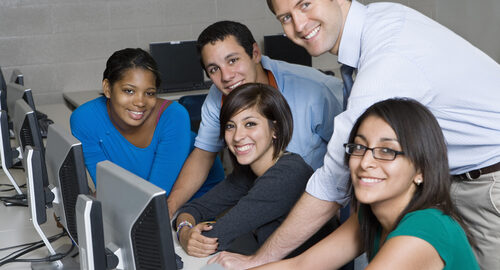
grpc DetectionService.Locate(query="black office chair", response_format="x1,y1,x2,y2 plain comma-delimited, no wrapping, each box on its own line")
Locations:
178,94,207,133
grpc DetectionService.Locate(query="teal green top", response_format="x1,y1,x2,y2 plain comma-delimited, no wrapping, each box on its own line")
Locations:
371,208,479,269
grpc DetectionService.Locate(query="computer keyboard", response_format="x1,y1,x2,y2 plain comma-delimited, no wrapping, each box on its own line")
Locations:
35,110,48,120
34,109,53,138
38,117,54,138
159,81,213,93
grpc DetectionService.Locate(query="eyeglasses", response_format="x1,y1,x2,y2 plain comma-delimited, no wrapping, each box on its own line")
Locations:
344,143,404,161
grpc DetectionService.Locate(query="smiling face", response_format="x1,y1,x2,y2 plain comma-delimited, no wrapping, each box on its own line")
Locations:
349,115,421,210
224,106,276,176
272,0,348,56
201,35,267,96
103,68,157,132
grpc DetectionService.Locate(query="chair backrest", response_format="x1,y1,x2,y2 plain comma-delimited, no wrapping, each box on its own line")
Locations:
178,94,207,133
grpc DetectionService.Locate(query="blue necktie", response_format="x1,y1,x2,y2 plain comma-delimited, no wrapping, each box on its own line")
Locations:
340,64,355,110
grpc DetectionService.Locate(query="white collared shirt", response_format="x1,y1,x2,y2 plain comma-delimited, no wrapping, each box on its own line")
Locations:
307,0,500,204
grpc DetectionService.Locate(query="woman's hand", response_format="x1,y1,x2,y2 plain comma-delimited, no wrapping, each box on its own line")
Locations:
179,222,219,257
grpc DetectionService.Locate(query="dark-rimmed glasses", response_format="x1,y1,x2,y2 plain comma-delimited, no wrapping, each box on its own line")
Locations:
344,143,404,161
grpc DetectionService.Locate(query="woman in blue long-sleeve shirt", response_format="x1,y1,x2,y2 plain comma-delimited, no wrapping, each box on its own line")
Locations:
70,48,224,198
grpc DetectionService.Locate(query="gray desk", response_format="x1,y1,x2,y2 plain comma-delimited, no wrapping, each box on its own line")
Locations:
0,169,72,270
0,169,221,269
63,89,210,109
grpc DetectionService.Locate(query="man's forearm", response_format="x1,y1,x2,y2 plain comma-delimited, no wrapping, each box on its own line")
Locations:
251,192,340,265
168,148,217,217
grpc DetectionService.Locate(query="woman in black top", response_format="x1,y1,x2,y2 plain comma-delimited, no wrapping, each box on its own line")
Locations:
175,83,313,257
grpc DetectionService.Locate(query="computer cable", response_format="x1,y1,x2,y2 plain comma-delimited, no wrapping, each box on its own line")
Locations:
0,229,73,266
0,183,26,192
0,230,66,265
0,193,27,207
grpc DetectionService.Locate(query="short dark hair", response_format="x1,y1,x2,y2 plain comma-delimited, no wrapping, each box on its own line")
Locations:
345,98,474,257
220,83,293,168
103,48,161,88
196,20,256,68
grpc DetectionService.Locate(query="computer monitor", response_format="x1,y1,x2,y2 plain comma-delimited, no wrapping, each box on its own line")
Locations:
76,195,116,270
150,40,207,93
13,99,44,154
0,67,7,111
10,69,24,86
6,82,37,120
23,146,51,225
264,34,312,67
23,146,78,269
12,99,48,188
0,110,22,195
45,123,90,245
78,160,177,270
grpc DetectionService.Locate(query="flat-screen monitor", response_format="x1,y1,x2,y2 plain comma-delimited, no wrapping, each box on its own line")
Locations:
23,146,78,269
10,69,24,85
150,40,208,93
0,67,7,111
81,160,177,269
0,110,22,195
45,123,90,245
12,99,48,189
23,146,51,225
76,195,114,270
6,82,37,120
264,34,312,67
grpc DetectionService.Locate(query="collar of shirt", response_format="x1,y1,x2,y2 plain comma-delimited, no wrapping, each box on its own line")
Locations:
338,0,366,69
261,55,281,90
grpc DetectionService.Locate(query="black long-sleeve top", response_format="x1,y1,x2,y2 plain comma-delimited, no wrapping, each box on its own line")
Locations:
175,152,313,251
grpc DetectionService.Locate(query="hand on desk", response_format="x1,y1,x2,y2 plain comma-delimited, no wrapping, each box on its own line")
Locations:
208,251,258,270
179,222,218,257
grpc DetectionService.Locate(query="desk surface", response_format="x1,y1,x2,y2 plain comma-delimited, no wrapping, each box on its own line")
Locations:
63,88,210,109
0,169,222,269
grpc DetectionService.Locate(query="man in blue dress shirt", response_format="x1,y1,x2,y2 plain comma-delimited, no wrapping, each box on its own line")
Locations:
209,1,500,269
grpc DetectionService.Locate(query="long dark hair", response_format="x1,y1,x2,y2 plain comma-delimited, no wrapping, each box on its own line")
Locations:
345,98,474,258
220,83,293,172
103,48,161,88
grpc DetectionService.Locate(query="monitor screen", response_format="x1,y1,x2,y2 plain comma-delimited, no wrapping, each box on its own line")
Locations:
46,123,90,245
6,82,37,120
96,160,177,269
264,34,312,67
150,40,206,93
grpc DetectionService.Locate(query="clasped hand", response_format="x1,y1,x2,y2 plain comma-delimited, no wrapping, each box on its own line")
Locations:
179,222,219,257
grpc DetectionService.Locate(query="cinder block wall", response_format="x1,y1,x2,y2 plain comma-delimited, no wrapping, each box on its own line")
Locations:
0,0,495,105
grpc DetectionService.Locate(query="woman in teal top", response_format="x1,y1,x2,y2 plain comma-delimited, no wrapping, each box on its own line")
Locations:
71,48,224,198
254,98,478,270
